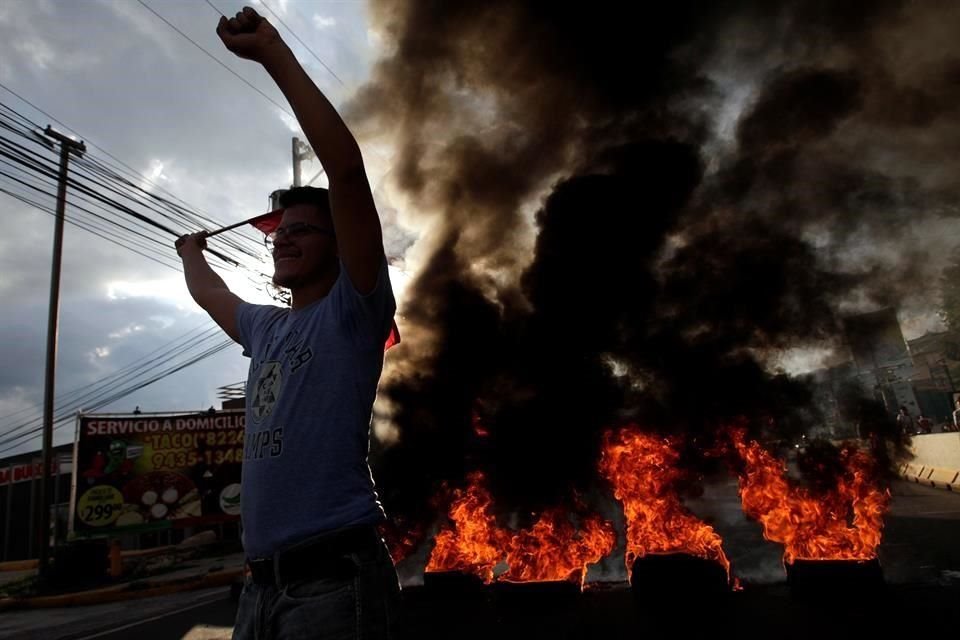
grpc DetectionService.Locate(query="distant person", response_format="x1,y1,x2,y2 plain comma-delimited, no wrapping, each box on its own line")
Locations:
896,406,914,435
175,7,400,639
952,399,960,432
916,413,932,434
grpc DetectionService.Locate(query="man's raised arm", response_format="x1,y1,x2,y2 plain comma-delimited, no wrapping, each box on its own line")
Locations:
216,6,384,294
176,232,244,342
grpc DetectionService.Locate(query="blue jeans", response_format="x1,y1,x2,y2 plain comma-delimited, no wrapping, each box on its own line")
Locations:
233,536,402,639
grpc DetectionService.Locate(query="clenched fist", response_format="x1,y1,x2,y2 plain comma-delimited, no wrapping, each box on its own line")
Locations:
216,6,283,64
175,231,208,257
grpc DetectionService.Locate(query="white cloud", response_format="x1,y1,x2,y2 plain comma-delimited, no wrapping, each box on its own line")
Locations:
14,38,56,70
252,0,288,16
108,323,146,340
276,107,303,134
313,14,337,29
0,0,382,458
0,386,36,421
6,28,100,74
139,159,170,193
148,315,176,330
94,0,179,59
105,279,194,310
387,265,412,309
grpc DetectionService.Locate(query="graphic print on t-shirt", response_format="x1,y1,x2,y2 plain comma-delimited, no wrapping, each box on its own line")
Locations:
251,360,283,422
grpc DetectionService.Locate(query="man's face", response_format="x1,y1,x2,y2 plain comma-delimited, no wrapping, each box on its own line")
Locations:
271,204,338,289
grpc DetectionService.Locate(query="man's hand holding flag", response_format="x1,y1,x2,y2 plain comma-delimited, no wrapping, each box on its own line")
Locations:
177,208,400,351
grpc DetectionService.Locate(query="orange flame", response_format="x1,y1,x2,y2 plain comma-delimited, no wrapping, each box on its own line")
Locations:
599,427,731,579
729,428,890,564
425,472,616,585
426,473,505,583
500,508,617,584
379,519,427,564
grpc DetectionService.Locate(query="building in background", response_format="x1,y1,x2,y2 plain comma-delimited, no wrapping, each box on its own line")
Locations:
812,309,959,437
906,330,960,421
0,447,72,562
843,308,921,417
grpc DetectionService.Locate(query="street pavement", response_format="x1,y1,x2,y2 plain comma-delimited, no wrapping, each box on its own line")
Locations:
3,479,960,639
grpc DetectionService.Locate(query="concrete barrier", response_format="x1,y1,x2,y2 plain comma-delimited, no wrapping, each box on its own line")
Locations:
900,463,922,482
910,433,960,467
925,468,960,490
900,433,960,492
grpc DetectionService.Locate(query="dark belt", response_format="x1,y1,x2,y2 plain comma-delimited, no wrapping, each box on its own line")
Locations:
246,525,380,587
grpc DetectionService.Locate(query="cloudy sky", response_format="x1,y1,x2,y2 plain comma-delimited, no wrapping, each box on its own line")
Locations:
0,0,401,457
2,0,957,465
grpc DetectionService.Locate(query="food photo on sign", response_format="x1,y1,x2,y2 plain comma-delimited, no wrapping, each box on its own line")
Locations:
70,410,244,537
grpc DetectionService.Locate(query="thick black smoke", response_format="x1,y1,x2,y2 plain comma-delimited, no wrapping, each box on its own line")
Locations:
352,0,960,529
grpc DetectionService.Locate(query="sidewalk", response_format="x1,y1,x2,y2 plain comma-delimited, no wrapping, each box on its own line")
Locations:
0,550,243,608
0,552,243,639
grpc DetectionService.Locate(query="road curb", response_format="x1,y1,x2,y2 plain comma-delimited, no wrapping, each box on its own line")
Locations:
0,567,242,611
0,545,202,574
900,463,960,491
0,559,38,572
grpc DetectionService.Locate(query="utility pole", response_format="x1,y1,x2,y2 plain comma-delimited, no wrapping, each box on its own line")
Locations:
292,136,324,188
38,126,85,581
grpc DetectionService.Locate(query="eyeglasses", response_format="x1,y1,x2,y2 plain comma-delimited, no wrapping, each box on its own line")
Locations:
264,222,333,251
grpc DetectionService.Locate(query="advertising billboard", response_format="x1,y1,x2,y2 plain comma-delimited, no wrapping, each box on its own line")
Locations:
71,410,244,537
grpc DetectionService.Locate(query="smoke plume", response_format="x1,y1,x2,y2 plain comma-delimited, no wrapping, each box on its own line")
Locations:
349,0,960,529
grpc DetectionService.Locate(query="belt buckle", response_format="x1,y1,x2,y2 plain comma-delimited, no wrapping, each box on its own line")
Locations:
247,557,275,585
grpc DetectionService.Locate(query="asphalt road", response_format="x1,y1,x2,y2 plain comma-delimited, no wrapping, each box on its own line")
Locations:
11,480,960,640
68,592,236,640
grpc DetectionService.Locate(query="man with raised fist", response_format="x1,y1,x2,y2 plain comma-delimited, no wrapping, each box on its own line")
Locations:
176,6,400,639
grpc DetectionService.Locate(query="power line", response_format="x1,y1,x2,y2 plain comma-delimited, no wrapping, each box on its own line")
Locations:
204,0,345,89
0,88,274,273
0,81,249,240
257,0,345,87
0,89,275,456
202,0,226,18
0,161,187,268
0,135,257,276
74,153,267,261
0,129,275,291
0,329,223,443
134,0,295,119
0,186,184,272
0,321,217,425
0,134,245,269
0,106,264,266
0,337,235,457
0,165,189,271
0,331,234,452
0,134,250,440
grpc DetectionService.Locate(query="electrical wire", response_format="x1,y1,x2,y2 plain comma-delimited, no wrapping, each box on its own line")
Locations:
257,0,345,87
134,0,295,119
0,333,235,453
0,321,216,424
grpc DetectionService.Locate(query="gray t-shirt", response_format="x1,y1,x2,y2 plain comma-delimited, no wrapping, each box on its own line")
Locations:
235,259,396,558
